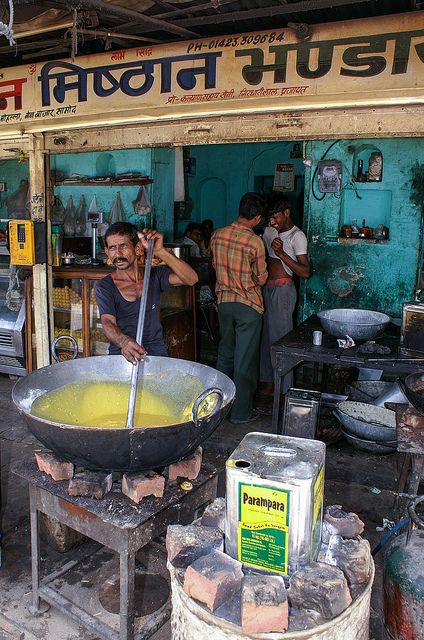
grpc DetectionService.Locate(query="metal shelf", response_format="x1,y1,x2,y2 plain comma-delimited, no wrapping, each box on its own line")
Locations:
55,178,153,187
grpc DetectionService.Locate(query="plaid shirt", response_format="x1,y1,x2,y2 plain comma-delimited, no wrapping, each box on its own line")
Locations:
211,221,268,314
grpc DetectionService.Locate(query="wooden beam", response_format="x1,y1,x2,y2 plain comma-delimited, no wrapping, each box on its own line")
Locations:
28,133,51,369
52,0,198,37
175,0,376,27
155,0,241,20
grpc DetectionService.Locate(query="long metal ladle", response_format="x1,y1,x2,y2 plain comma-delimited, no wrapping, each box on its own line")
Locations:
125,237,154,429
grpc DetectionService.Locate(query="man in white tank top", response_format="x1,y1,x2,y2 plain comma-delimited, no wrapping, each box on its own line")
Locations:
259,196,310,397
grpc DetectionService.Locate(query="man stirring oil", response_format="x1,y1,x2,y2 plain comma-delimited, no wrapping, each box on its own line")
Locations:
95,222,198,364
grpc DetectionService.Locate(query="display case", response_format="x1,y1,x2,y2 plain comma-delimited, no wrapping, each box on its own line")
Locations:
0,269,26,375
28,266,197,366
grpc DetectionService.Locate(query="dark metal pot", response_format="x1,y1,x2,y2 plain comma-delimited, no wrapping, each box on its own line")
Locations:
401,373,424,414
12,355,235,472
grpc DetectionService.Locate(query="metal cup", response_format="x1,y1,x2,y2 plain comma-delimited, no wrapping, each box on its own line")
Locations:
312,330,323,346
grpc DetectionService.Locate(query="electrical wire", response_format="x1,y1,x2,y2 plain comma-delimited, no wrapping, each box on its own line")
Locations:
0,0,15,45
372,511,424,556
371,517,411,556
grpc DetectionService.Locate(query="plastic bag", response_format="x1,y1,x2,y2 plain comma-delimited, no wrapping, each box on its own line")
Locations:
107,191,124,225
51,196,65,225
6,265,23,312
63,195,76,236
75,195,87,235
133,185,151,216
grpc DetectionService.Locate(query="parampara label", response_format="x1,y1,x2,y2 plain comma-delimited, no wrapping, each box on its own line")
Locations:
237,483,290,575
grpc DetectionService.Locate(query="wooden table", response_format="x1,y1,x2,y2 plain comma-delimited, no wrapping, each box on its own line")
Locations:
394,404,424,495
13,453,223,640
271,315,424,434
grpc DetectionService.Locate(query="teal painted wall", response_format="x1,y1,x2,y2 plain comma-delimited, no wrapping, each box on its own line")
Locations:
301,138,424,320
0,160,29,265
50,148,175,241
0,159,29,225
177,141,305,237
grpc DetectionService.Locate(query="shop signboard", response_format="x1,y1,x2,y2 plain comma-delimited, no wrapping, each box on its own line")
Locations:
0,11,423,133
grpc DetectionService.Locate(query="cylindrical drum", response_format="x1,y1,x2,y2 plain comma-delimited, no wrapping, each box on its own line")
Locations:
384,530,424,639
169,562,374,640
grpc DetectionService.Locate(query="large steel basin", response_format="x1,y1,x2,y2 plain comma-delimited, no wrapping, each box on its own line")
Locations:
12,355,235,472
318,308,390,340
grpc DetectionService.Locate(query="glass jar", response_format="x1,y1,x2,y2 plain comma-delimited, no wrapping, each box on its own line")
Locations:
52,225,63,267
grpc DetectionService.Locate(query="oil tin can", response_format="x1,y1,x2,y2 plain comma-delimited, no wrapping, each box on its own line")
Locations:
282,388,321,438
225,433,325,578
400,302,424,354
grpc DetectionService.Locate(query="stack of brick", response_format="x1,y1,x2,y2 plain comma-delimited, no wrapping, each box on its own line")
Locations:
166,500,373,635
34,446,204,504
317,504,372,596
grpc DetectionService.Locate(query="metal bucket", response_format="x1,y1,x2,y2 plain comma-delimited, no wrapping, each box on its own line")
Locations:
169,561,374,640
164,243,191,261
12,355,235,472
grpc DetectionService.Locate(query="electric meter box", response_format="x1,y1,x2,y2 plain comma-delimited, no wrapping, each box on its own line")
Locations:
8,220,46,266
317,160,342,193
225,432,325,578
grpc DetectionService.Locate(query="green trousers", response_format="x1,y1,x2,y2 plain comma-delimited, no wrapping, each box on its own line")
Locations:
216,302,262,421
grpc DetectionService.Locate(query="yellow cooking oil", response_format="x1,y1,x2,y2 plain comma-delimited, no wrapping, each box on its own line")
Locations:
31,380,194,428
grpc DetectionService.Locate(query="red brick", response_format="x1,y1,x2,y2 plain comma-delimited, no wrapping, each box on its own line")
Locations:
166,524,223,568
122,471,165,503
201,497,225,531
241,574,288,634
68,471,113,499
288,607,324,632
35,451,74,481
183,549,243,612
321,504,364,543
324,534,372,585
289,562,352,620
168,447,202,481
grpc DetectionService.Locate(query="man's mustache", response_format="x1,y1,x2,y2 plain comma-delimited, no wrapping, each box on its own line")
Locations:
113,257,129,264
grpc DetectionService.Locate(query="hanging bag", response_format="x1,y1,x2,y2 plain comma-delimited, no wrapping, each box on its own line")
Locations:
75,195,87,235
107,191,125,225
133,185,152,216
63,195,76,236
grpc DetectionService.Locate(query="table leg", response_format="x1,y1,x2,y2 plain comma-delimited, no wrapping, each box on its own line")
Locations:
406,455,424,496
120,548,136,640
29,486,49,615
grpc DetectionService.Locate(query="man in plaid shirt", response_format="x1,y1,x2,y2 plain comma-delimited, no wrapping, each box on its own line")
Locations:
210,193,268,424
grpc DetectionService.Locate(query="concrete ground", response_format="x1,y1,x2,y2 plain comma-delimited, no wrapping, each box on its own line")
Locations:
0,369,410,640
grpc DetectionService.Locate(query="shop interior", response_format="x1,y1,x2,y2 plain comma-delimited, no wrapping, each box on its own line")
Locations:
1,135,424,374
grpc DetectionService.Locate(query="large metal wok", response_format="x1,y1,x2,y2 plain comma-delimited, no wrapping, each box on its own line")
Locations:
12,355,235,472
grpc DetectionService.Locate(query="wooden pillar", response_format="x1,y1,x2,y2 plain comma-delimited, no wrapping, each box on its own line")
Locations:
28,133,51,368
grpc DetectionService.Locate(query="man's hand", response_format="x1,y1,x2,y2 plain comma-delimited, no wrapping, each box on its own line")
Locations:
271,237,286,259
120,336,147,365
138,228,165,257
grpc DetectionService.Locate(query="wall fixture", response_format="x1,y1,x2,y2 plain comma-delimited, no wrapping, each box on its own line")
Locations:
290,143,303,159
317,160,342,193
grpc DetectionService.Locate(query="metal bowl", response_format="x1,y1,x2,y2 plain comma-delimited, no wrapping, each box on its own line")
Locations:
12,355,235,472
402,373,424,414
340,428,397,454
347,380,394,401
317,308,390,340
334,401,396,442
62,256,75,265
